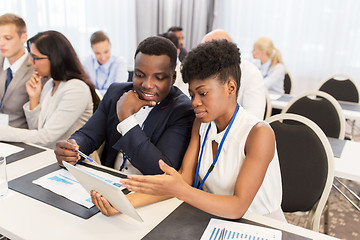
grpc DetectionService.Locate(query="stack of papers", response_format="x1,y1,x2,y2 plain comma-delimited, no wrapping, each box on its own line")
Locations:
33,165,124,208
201,218,281,240
0,142,24,156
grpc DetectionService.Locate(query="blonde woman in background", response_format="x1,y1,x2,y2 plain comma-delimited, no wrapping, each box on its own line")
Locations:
252,37,285,94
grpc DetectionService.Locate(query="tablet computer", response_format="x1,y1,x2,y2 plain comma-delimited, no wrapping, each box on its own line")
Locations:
63,161,143,222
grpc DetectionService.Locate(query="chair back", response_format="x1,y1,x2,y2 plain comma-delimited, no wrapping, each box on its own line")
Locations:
319,74,360,103
282,91,345,139
266,113,334,231
127,71,134,82
263,89,272,120
284,73,292,94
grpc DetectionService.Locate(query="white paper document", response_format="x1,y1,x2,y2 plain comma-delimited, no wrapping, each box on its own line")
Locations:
269,93,282,101
201,218,282,240
0,113,9,126
33,165,125,208
0,142,24,157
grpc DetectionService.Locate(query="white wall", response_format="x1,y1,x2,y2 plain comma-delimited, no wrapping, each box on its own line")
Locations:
214,0,360,94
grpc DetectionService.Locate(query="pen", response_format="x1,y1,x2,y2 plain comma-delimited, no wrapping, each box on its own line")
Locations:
77,150,98,165
220,227,225,240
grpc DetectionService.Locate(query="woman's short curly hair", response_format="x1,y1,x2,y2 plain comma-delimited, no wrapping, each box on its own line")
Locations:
181,39,241,94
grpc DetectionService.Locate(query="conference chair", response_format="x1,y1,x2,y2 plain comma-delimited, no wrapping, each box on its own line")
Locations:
319,74,360,103
127,71,134,82
319,74,360,139
284,73,292,94
263,89,272,120
319,75,360,213
282,91,345,140
266,113,334,232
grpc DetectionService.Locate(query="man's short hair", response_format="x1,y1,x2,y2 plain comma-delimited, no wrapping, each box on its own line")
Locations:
181,39,241,94
135,36,177,71
167,26,183,32
0,13,27,36
90,31,110,46
159,32,179,49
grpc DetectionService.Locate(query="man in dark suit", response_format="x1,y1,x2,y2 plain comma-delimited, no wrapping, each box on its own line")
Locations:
55,36,195,175
0,13,33,128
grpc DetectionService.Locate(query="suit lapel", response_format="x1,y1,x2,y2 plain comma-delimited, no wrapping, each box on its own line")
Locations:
0,58,6,98
4,56,32,102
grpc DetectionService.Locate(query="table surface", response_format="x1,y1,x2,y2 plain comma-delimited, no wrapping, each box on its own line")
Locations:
0,145,338,240
332,139,360,182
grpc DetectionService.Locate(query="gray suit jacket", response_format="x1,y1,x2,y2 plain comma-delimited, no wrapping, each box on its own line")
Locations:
0,54,33,128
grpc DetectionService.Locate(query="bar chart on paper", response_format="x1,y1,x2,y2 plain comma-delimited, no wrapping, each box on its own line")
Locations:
201,218,282,240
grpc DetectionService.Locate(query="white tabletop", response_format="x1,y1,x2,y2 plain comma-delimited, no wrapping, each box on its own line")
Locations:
0,145,338,240
334,140,360,182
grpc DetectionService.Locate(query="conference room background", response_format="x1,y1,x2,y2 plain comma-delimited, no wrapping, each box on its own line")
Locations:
1,0,359,95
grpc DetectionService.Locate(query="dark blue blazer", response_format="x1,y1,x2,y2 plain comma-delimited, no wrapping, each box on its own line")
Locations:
71,82,195,174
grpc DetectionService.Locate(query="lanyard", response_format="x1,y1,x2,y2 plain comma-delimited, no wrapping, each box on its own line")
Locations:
119,120,147,171
263,63,272,79
95,60,115,90
193,104,240,189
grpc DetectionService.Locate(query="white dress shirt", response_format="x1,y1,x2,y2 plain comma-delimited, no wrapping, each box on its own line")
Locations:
115,106,154,174
3,50,29,77
83,55,128,96
238,59,266,119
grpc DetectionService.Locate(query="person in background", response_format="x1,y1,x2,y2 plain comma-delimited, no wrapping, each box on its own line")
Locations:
90,40,285,222
168,26,188,62
159,32,180,63
0,13,33,128
252,37,286,95
202,29,266,119
160,31,189,97
55,36,194,175
0,30,98,149
83,31,128,97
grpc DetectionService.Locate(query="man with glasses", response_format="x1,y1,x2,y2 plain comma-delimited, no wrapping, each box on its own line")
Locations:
0,13,33,128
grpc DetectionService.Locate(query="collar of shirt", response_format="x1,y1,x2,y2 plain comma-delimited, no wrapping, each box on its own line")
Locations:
92,55,116,73
3,49,29,75
206,121,227,144
259,59,272,77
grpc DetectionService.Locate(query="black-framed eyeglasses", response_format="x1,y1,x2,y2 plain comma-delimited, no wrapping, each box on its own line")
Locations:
29,53,49,63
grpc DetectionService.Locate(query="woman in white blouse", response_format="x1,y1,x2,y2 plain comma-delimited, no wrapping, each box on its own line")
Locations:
0,31,99,149
252,37,286,94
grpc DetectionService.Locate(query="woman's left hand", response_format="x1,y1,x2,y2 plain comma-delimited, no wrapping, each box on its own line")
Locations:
91,190,120,217
120,160,189,198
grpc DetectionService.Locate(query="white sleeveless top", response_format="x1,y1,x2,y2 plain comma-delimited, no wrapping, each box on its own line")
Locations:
198,107,282,216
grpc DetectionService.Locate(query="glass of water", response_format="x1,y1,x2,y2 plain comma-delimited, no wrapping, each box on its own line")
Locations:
0,156,8,198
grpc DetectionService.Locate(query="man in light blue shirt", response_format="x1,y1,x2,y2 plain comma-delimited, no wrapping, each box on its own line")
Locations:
83,31,128,97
